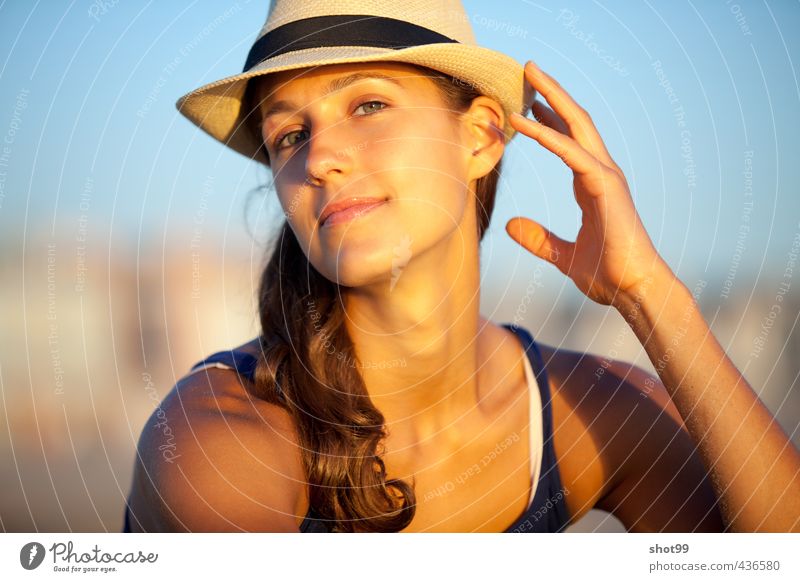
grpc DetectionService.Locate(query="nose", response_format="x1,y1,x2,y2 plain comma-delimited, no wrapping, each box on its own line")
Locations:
303,122,355,186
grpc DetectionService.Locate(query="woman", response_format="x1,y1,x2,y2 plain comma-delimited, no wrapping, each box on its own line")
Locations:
123,0,800,533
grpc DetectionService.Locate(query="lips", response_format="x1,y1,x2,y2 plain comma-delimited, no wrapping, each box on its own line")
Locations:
319,197,388,227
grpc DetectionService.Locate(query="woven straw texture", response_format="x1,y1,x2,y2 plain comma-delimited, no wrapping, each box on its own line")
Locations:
176,0,535,164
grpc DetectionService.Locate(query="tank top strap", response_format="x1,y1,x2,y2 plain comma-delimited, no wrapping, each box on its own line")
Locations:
503,324,548,389
298,504,333,532
189,349,258,381
500,322,571,533
186,344,286,399
122,504,132,532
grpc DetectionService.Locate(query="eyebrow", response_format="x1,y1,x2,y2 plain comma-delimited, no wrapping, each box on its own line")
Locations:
260,72,405,121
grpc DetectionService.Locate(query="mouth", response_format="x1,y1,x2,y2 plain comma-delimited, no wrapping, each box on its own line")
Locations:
320,197,389,228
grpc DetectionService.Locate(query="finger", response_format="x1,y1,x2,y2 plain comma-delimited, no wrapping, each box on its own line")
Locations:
506,217,574,275
531,100,569,136
523,61,617,169
510,112,605,178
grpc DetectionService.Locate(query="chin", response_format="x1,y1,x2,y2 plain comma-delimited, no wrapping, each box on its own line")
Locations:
311,243,402,289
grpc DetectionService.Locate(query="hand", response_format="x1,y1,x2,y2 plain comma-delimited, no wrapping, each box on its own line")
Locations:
506,60,671,308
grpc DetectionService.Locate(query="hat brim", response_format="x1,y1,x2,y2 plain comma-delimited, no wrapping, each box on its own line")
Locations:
176,43,536,165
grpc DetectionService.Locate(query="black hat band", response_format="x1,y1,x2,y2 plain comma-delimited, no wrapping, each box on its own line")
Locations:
243,14,459,72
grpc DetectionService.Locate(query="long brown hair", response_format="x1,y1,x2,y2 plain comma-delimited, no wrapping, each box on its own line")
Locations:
241,64,504,532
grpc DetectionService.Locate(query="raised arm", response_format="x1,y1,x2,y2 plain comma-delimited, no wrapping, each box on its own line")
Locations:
506,60,800,532
611,266,800,531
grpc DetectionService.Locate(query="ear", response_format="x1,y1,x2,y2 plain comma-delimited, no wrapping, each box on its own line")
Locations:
460,96,506,183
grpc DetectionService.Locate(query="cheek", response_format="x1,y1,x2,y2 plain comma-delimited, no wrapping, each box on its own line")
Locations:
276,189,301,217
274,189,317,252
370,122,471,230
272,109,472,280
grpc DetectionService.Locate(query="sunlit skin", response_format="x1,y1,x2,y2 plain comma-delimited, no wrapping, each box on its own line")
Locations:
255,59,800,532
128,60,799,533
255,62,509,454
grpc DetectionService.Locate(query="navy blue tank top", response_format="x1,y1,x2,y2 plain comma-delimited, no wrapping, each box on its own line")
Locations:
123,323,570,533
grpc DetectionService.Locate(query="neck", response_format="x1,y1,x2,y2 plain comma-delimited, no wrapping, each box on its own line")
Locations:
342,220,491,449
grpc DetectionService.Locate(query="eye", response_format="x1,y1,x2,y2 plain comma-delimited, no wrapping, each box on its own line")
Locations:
273,128,308,150
272,100,388,151
353,100,388,116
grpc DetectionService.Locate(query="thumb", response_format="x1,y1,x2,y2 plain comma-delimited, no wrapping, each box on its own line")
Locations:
505,217,572,274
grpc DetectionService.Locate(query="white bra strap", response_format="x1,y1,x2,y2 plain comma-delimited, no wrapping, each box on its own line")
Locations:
186,361,235,375
522,350,543,509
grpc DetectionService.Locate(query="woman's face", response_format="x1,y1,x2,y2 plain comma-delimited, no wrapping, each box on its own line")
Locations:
254,61,493,288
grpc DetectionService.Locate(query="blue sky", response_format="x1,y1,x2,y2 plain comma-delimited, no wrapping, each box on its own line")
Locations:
1,0,798,292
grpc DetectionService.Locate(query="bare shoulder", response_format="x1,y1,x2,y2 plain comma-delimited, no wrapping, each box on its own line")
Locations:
537,342,724,532
126,342,307,532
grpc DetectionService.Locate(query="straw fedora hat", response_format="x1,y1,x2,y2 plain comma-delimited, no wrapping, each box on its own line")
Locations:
176,0,536,165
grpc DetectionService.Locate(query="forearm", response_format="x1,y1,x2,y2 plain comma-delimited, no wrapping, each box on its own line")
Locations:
614,262,800,532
